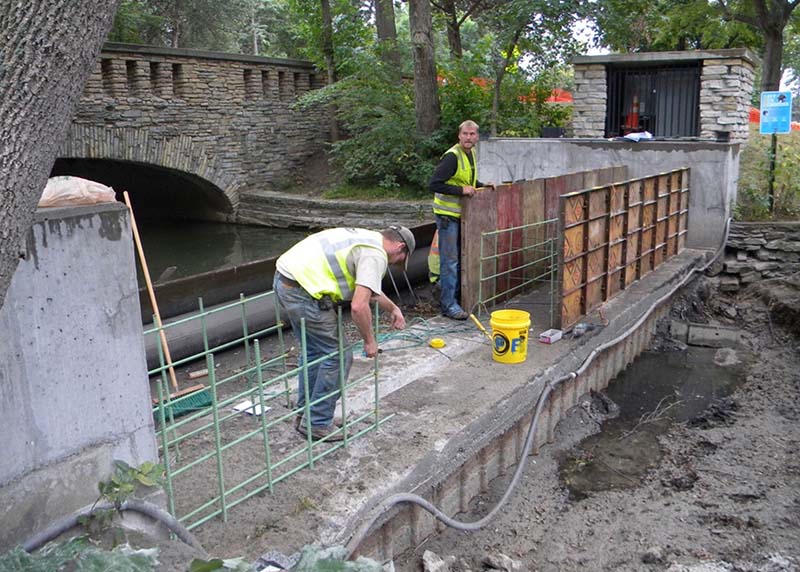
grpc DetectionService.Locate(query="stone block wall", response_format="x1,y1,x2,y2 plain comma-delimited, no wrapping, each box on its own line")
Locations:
718,221,800,292
572,64,607,138
699,57,756,143
571,50,757,143
61,44,329,213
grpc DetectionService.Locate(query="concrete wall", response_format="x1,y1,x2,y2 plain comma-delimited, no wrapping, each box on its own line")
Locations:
0,203,157,550
477,138,739,249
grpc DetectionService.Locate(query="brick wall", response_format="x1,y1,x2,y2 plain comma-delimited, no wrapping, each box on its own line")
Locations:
699,57,755,143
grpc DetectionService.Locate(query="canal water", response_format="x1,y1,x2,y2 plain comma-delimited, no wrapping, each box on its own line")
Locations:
559,345,749,499
135,220,309,282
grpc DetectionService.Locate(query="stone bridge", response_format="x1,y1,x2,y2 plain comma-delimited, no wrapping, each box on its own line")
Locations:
54,43,328,220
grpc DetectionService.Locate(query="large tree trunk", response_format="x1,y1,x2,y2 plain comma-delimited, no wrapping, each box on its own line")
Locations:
0,0,121,311
374,0,401,72
320,0,340,141
761,25,784,91
441,0,463,59
408,0,441,135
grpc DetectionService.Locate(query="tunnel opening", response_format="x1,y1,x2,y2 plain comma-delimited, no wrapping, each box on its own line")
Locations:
51,158,233,221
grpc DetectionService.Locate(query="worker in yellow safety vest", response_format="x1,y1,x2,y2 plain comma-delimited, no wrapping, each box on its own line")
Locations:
273,226,414,441
429,120,494,320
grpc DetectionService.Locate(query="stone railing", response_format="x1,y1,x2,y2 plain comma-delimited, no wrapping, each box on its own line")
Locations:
719,221,800,291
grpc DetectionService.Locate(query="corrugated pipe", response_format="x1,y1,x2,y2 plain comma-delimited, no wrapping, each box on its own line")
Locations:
21,498,208,558
344,219,731,558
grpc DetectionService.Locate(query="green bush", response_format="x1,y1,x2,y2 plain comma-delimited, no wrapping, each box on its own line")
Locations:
737,125,800,220
297,55,575,192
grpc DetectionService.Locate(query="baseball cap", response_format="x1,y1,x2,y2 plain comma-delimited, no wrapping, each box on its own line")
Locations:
389,225,415,269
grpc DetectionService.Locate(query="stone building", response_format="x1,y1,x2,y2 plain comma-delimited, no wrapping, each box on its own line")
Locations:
571,49,758,143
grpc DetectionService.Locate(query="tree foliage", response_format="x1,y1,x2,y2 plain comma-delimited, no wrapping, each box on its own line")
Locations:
590,0,759,52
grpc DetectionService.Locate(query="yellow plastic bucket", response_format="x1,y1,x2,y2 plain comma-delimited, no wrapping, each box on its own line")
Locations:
490,309,531,364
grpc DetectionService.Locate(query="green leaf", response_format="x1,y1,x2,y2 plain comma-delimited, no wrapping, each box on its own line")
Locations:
189,558,226,572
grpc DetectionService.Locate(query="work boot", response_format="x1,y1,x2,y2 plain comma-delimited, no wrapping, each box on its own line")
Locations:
297,423,345,442
443,308,469,320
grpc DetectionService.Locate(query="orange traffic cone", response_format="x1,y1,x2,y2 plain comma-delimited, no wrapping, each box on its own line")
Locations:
624,94,640,133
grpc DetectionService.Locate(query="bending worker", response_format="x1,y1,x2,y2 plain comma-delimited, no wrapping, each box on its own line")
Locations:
429,119,494,320
273,226,414,441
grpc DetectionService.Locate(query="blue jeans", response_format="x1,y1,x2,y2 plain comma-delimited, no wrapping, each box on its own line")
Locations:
435,214,462,315
272,274,353,427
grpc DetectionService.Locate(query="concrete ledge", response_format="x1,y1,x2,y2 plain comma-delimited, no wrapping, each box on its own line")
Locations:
194,249,709,565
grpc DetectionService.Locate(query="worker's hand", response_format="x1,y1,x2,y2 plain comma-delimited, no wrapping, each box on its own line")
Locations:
462,185,476,197
485,182,496,191
389,307,406,330
364,339,380,358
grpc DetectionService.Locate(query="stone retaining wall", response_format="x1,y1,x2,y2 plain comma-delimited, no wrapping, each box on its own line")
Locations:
61,43,329,214
719,221,800,292
237,190,432,229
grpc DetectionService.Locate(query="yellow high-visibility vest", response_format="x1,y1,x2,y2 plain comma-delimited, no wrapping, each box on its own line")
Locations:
278,228,385,302
432,144,477,219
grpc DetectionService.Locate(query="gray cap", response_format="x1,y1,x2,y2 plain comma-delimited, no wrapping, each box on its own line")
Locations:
389,225,415,268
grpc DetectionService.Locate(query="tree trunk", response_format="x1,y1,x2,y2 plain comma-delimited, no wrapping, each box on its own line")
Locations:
761,26,784,92
375,0,401,72
442,0,463,59
0,0,121,311
408,0,441,135
320,0,340,141
490,28,523,137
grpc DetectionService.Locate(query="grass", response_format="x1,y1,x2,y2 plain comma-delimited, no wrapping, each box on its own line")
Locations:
321,182,428,201
736,124,800,221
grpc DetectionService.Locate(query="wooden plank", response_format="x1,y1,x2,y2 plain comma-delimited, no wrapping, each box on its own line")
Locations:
502,182,524,292
461,187,496,312
521,179,546,281
545,176,567,220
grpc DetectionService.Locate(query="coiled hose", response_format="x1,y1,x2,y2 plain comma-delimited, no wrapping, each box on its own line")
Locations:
21,498,208,558
344,218,731,557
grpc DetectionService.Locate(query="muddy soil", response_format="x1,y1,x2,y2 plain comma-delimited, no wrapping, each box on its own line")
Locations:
400,277,800,572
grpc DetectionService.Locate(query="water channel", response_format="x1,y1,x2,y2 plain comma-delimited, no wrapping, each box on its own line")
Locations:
135,219,308,283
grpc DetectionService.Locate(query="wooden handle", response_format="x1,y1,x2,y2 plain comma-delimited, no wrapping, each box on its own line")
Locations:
123,191,179,391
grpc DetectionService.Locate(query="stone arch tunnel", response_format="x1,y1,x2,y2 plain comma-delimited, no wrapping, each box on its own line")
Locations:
51,158,233,221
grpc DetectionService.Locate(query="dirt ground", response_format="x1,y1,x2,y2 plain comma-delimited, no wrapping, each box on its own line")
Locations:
399,276,800,572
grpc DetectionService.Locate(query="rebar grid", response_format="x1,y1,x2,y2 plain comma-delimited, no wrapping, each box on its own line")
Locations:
476,219,559,327
149,293,389,530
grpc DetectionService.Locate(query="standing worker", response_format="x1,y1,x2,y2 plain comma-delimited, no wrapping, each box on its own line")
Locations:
429,120,494,320
273,226,414,441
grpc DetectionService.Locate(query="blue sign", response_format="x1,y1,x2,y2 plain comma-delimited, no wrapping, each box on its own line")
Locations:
760,91,793,135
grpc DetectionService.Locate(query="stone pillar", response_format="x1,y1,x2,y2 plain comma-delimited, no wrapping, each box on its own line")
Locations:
572,64,607,138
699,57,755,144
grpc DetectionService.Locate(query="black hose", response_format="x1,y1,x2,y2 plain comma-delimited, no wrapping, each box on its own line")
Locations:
343,218,732,557
21,498,208,558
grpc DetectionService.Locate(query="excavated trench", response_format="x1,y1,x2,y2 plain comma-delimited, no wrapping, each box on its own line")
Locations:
394,274,800,572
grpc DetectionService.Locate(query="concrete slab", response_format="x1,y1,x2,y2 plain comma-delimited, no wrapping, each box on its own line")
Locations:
687,323,744,348
191,249,709,564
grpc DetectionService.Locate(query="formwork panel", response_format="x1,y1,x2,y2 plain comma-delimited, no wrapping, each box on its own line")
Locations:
588,188,608,219
558,168,690,329
588,217,607,250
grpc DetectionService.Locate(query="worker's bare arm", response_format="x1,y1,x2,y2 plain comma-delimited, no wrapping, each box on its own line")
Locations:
351,285,379,357
374,293,406,330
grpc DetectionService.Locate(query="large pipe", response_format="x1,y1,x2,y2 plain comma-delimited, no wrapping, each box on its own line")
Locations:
144,245,432,370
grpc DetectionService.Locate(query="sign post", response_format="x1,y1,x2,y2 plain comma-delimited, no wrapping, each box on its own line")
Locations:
760,91,793,213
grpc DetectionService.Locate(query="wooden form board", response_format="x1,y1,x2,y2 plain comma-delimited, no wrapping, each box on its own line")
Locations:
559,167,690,329
460,165,627,313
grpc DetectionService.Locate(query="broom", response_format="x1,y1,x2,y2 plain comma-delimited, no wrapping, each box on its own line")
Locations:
123,191,211,417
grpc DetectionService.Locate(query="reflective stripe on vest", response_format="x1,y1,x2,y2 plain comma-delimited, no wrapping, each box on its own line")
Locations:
432,144,477,219
278,228,385,302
